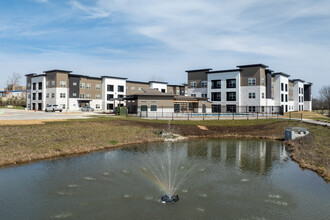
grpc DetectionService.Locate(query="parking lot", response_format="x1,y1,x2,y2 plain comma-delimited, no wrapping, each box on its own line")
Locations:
0,109,101,123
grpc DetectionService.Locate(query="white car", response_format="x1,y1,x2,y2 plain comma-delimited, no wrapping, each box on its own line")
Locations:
45,104,63,112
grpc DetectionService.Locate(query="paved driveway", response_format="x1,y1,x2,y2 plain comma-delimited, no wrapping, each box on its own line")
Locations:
0,109,99,121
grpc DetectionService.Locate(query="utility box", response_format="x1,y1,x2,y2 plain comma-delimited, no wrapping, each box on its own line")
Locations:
116,107,127,116
285,127,309,140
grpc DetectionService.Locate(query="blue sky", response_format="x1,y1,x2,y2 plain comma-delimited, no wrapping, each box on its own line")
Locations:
0,0,329,95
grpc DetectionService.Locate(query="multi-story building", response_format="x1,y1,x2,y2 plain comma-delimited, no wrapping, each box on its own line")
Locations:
187,64,312,113
25,70,187,111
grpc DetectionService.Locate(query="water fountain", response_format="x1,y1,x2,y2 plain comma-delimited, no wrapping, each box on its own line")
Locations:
139,144,200,203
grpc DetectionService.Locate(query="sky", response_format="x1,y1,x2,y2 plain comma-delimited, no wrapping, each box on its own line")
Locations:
0,0,329,96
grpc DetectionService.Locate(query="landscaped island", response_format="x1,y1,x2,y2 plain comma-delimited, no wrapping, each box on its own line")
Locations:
0,117,329,181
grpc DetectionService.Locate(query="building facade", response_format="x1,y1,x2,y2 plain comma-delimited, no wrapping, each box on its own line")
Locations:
187,64,312,113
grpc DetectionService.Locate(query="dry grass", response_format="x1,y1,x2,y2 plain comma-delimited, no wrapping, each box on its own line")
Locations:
284,111,330,122
286,123,330,181
0,119,67,125
0,117,329,181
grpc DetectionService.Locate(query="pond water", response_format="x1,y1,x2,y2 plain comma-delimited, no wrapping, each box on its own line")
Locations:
0,139,329,220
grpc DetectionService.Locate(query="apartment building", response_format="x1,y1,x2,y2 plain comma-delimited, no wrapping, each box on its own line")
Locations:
26,70,187,111
187,64,312,113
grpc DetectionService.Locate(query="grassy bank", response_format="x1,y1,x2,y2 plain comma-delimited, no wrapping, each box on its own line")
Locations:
0,117,329,181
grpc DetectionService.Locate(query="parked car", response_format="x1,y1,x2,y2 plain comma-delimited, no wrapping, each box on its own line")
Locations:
81,106,94,112
45,104,63,112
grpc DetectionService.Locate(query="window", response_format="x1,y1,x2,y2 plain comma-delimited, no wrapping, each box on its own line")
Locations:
80,94,85,98
118,95,124,98
131,87,135,91
86,83,91,90
248,78,256,86
46,93,49,98
95,94,101,99
226,105,236,113
51,81,55,86
60,81,66,88
38,82,42,90
212,104,221,113
28,94,31,98
211,80,221,89
261,78,265,85
86,94,91,99
161,89,166,93
73,93,77,97
211,92,221,101
190,81,197,88
169,90,173,94
151,105,157,111
227,92,236,101
202,94,207,98
33,83,36,90
107,85,114,92
201,81,207,88
191,94,196,97
141,105,147,111
38,93,42,100
262,93,265,99
80,83,85,89
60,93,66,98
96,104,100,109
151,101,157,103
176,89,180,94
281,83,284,91
51,93,55,98
46,81,49,87
62,104,66,109
271,82,274,88
32,93,36,100
281,94,284,102
226,79,236,88
285,84,288,92
285,94,288,102
96,84,101,90
28,83,31,89
73,82,77,86
107,94,113,101
139,87,143,92
118,86,124,92
248,106,256,112
249,93,256,99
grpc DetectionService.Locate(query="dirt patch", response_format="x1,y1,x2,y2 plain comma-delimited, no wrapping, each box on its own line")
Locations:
197,125,209,130
0,119,67,125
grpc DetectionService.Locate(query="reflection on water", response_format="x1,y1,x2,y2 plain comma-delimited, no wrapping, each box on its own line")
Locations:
187,139,288,174
0,139,329,220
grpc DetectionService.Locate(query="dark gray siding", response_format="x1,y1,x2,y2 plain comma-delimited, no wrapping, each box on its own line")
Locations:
69,77,80,98
304,84,312,101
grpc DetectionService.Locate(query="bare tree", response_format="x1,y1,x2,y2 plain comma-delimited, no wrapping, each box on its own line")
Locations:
6,72,21,91
319,85,330,116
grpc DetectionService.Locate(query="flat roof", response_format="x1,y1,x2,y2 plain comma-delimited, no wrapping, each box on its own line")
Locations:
149,80,168,84
101,76,128,80
69,74,101,80
291,79,305,83
237,64,269,68
207,69,241,74
273,72,291,77
185,68,212,73
126,80,149,84
43,69,72,73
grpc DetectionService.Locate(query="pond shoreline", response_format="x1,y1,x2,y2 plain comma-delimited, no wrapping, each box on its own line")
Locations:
0,118,328,182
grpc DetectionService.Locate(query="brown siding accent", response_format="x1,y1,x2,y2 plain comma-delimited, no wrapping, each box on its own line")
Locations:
240,66,266,86
289,81,294,100
188,71,207,88
126,82,149,95
79,77,102,99
137,96,174,108
167,85,175,94
56,73,69,88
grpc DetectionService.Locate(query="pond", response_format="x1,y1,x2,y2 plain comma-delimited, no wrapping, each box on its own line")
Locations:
0,139,329,219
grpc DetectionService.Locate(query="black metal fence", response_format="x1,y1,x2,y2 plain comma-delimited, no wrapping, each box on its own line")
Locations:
127,105,283,120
